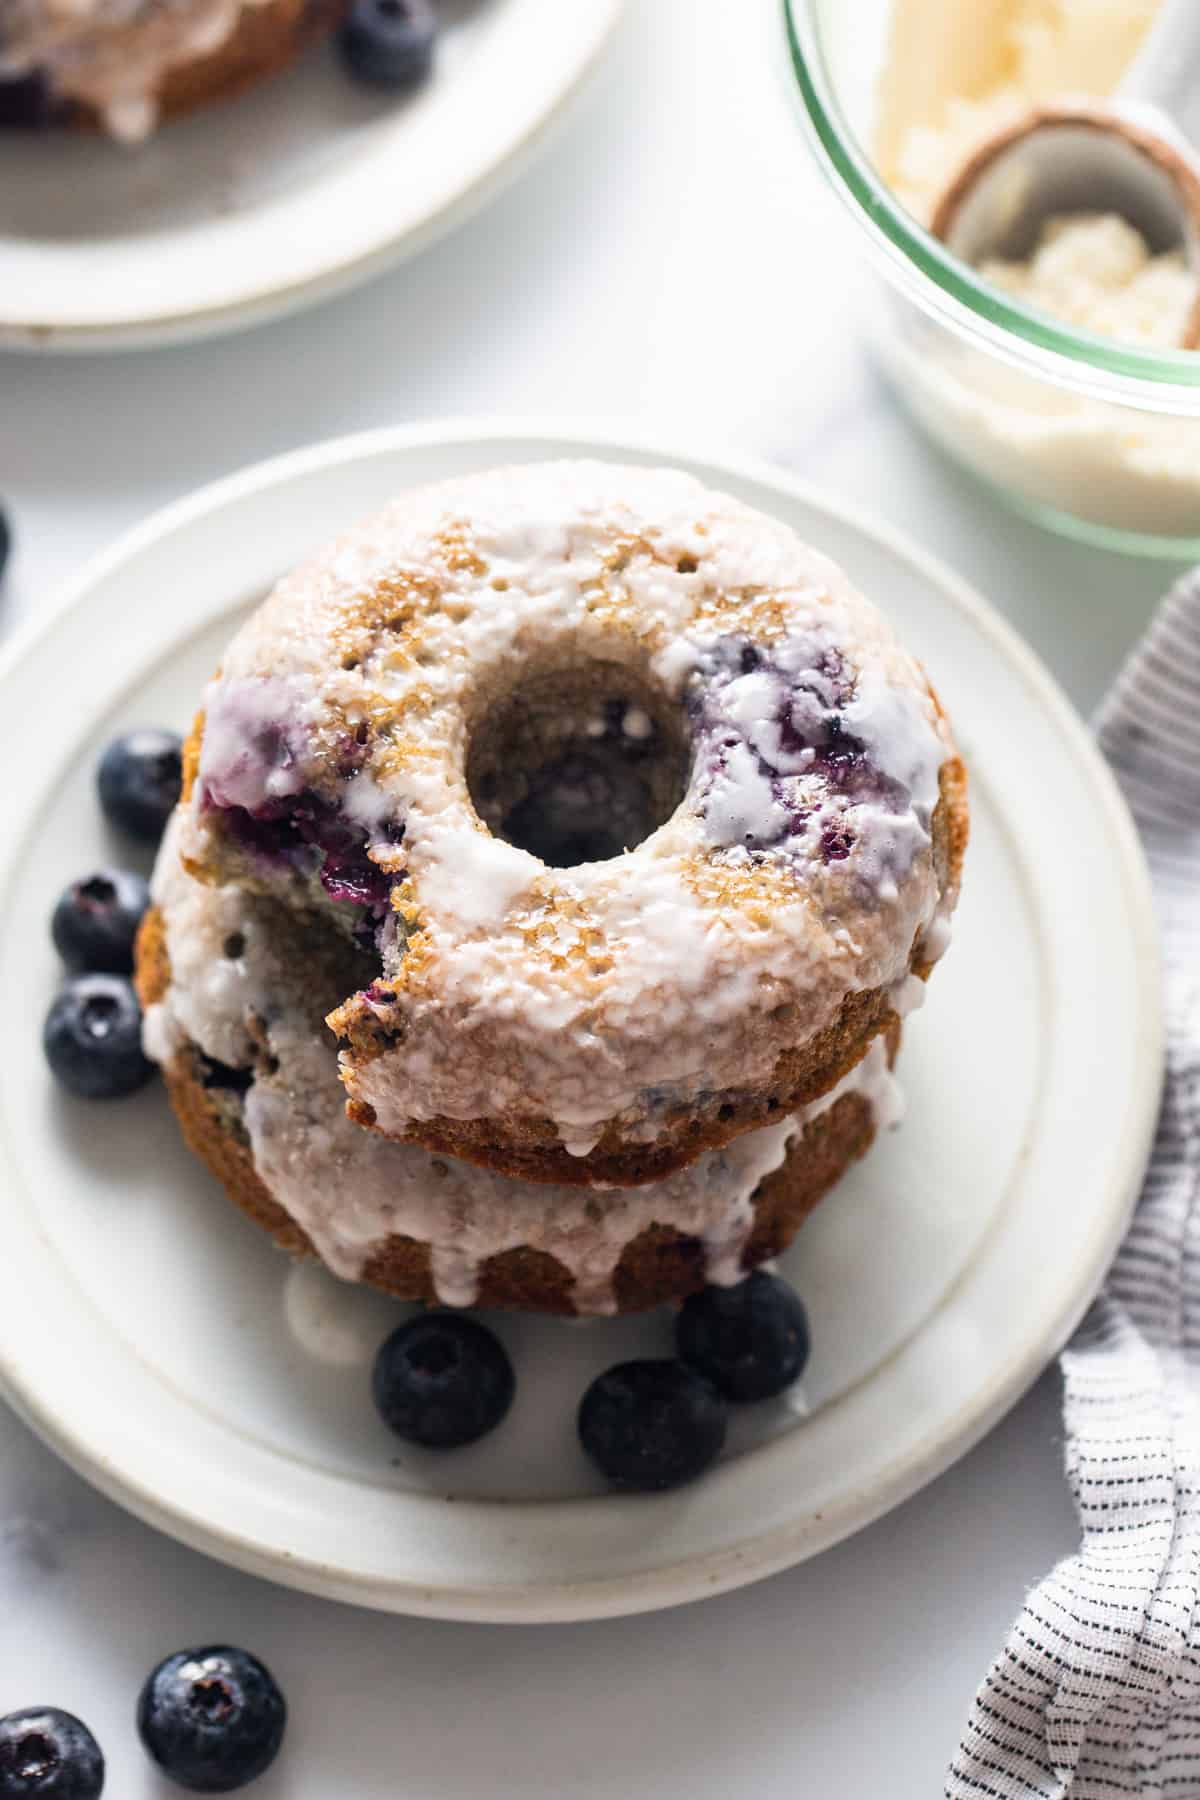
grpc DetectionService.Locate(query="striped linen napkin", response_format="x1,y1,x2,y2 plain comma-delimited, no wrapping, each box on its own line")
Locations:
947,570,1200,1799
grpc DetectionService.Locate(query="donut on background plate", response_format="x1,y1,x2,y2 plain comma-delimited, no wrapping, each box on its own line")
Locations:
171,462,966,1197
0,0,349,140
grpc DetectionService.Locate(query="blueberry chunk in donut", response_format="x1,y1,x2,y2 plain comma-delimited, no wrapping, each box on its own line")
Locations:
174,462,967,1191
213,785,396,913
196,698,403,941
688,629,941,898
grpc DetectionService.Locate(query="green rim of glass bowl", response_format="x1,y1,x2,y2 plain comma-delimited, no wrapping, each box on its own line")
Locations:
782,0,1200,394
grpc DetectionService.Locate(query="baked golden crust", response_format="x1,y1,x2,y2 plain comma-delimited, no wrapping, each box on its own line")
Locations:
6,0,349,133
346,979,900,1188
923,736,969,971
136,902,900,1315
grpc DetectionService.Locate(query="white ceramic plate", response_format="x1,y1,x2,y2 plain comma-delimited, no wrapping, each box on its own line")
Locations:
0,423,1162,1621
0,0,623,351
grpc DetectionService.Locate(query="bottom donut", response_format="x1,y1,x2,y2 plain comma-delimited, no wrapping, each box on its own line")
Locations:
136,829,903,1317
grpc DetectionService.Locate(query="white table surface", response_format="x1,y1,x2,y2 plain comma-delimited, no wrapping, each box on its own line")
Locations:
0,4,1181,1795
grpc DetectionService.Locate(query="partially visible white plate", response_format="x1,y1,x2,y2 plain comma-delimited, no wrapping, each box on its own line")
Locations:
0,423,1162,1621
0,0,623,351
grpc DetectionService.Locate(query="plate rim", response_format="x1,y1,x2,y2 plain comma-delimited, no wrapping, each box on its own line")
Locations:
0,419,1165,1621
0,0,626,353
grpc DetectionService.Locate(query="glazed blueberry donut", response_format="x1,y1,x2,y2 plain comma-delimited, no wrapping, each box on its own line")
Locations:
137,834,903,1315
0,0,347,139
178,461,967,1189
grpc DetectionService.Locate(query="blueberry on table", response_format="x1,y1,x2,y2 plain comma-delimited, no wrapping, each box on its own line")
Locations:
43,973,153,1099
51,868,151,974
0,1706,105,1798
339,0,437,89
578,1359,727,1492
372,1313,515,1448
137,1647,286,1794
676,1270,811,1404
96,728,183,845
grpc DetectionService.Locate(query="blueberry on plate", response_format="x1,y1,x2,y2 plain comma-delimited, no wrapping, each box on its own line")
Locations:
96,728,183,845
372,1313,514,1448
0,1706,105,1798
0,74,55,130
43,973,153,1100
137,1647,286,1794
339,0,437,89
676,1270,811,1404
578,1359,727,1492
51,868,151,974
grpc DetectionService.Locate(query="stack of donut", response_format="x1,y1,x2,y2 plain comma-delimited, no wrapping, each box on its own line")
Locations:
136,461,968,1316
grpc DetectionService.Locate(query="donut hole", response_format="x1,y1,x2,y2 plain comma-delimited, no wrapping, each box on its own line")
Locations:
466,660,690,867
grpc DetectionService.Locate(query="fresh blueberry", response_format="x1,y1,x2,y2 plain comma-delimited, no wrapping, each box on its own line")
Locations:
0,503,10,582
676,1270,811,1403
51,868,151,974
372,1313,514,1449
338,0,437,88
137,1647,286,1794
97,729,183,845
0,1707,104,1798
43,973,153,1100
0,74,55,129
578,1360,727,1492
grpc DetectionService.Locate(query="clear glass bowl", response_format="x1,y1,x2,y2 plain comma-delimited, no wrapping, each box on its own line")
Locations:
782,0,1200,559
